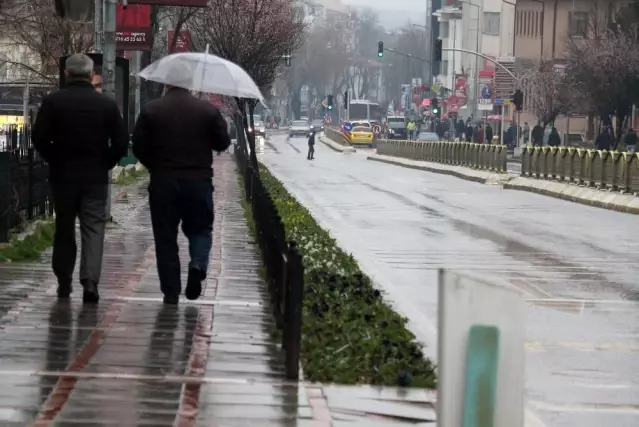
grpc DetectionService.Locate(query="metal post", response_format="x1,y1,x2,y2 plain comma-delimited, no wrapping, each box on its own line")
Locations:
22,72,29,145
134,51,141,119
94,0,103,51
103,0,117,221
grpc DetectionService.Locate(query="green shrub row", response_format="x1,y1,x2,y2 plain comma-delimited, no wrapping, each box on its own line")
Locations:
257,164,436,388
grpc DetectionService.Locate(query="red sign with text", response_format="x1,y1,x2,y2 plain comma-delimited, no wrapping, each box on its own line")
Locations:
168,31,192,53
128,0,208,6
116,4,151,51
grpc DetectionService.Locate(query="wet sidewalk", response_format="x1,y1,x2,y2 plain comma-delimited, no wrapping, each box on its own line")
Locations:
0,153,437,427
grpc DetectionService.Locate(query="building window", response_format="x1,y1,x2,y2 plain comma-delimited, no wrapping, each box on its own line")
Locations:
483,12,500,36
569,11,588,37
440,22,449,38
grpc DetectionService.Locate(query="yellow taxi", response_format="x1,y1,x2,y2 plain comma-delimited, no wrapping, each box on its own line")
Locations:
349,126,374,146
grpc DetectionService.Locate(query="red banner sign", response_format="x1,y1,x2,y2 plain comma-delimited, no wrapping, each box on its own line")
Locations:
127,0,209,6
168,31,192,53
116,4,151,51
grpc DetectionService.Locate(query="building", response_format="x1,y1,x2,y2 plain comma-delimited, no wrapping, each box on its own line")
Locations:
433,0,516,118
513,0,627,138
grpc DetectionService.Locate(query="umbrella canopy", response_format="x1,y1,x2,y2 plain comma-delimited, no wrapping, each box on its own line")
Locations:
138,51,266,103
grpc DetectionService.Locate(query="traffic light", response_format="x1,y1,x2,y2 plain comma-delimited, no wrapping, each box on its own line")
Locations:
431,98,440,116
513,89,524,111
434,39,443,61
377,41,384,57
327,95,333,110
343,91,349,109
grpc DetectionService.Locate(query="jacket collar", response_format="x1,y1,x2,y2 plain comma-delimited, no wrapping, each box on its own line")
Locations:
66,80,94,89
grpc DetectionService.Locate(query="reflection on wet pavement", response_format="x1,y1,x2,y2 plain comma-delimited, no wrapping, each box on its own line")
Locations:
261,135,639,427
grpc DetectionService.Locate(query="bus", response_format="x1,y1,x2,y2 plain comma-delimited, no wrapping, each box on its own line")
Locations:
348,100,382,125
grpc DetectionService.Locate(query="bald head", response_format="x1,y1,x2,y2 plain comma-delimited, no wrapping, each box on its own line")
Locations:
65,53,94,82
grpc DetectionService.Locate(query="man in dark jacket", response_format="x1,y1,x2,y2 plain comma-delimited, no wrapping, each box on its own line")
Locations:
32,53,128,303
531,123,544,147
485,123,494,144
595,127,613,151
547,127,561,147
307,129,315,160
132,85,230,305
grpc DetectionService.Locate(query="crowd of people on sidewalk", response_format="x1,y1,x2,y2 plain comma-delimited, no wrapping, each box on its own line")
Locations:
32,53,231,306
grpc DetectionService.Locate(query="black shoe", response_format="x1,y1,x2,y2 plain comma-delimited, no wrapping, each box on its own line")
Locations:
57,279,72,299
185,267,204,301
81,280,100,304
163,294,179,305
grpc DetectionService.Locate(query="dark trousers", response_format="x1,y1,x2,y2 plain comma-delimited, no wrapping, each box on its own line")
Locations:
51,183,108,285
307,145,314,159
148,176,213,296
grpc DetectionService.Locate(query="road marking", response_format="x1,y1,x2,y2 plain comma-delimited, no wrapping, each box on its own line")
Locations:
116,296,262,307
530,400,639,414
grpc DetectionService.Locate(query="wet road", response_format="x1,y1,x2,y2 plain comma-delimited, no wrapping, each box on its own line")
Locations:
261,134,639,427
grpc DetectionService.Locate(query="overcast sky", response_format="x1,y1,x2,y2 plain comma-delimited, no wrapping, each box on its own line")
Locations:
342,0,428,12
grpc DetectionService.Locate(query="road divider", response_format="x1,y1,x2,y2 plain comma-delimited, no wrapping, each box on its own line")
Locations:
520,146,639,194
324,126,352,146
376,139,509,173
319,134,356,153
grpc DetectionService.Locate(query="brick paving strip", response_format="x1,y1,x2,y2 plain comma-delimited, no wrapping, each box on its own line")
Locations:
0,153,437,426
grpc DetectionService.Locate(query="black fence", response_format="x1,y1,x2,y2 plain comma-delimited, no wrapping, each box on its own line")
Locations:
233,118,305,381
0,126,54,243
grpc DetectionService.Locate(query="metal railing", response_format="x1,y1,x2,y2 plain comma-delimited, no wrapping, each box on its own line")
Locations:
234,120,305,380
0,126,54,242
521,146,639,194
376,140,509,173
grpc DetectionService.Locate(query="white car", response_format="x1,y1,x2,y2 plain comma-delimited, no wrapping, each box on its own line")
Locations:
289,120,311,138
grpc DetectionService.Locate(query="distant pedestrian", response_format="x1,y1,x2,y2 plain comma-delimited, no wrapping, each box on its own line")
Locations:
595,126,613,151
132,84,230,305
307,129,316,160
522,122,530,145
547,127,561,147
531,123,544,147
485,123,494,144
32,53,129,303
623,128,637,153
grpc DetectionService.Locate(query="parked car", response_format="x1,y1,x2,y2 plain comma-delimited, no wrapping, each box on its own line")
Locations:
255,121,266,137
289,120,311,138
416,132,440,142
310,119,324,132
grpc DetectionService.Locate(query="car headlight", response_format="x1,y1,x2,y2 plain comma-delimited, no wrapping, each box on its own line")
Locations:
248,127,253,132
259,128,265,133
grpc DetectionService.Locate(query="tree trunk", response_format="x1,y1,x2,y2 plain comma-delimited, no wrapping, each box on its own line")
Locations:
291,91,301,119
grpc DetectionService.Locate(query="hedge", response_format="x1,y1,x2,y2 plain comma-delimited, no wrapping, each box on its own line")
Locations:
257,164,436,388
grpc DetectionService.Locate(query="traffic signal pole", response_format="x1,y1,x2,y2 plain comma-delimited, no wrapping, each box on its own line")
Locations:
103,0,117,222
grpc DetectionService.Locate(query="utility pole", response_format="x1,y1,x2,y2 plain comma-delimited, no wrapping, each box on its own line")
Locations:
103,0,117,221
94,0,103,51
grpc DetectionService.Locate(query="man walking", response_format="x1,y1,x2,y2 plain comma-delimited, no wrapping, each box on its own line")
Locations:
32,53,128,303
307,129,316,160
132,85,230,305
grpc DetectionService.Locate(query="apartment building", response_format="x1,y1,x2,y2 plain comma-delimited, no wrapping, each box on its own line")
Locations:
513,0,626,137
433,0,516,117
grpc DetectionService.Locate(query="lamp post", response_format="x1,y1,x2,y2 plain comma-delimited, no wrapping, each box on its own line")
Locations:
454,1,481,117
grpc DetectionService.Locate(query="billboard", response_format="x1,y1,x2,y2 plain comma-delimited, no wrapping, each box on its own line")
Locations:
116,4,151,51
477,70,494,111
59,54,130,134
128,0,209,5
168,31,192,53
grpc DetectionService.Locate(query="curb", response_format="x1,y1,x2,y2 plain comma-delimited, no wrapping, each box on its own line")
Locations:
319,136,356,153
504,180,639,215
367,155,511,185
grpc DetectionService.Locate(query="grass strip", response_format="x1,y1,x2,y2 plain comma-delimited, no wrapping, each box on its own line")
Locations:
114,166,148,185
0,220,55,262
246,162,436,388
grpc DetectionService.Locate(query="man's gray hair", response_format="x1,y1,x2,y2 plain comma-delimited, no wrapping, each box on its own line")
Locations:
66,53,94,79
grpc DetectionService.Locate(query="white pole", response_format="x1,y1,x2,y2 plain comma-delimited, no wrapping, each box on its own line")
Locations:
501,103,506,144
94,0,103,51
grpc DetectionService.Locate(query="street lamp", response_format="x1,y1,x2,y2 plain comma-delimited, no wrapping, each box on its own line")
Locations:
454,1,481,116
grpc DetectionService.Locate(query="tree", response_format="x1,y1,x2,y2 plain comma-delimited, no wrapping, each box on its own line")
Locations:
190,0,305,166
521,61,572,128
350,9,384,99
565,26,639,141
282,21,351,119
382,26,426,107
0,0,93,83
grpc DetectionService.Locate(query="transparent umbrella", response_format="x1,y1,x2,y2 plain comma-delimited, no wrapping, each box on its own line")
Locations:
138,46,266,103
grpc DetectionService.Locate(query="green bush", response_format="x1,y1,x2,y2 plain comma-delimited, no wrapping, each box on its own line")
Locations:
258,164,436,388
0,220,55,262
